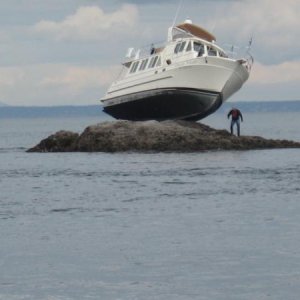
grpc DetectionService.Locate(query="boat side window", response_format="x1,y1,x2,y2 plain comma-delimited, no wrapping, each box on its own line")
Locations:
130,61,139,73
194,42,205,57
156,57,161,67
219,51,228,58
179,41,186,52
186,41,192,52
174,43,181,54
139,59,149,71
207,47,217,56
148,56,158,68
174,41,187,54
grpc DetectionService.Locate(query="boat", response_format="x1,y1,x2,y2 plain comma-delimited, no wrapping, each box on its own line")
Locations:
100,19,253,121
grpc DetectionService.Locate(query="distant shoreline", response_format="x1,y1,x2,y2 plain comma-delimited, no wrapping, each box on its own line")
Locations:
1,101,300,118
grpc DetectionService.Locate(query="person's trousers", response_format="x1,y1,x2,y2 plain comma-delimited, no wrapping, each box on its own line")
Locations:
230,119,240,136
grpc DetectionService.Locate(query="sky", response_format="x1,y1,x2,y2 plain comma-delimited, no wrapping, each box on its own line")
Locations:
0,0,299,106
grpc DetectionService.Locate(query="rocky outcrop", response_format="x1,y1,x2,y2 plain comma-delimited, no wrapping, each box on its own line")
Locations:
27,130,79,152
27,120,300,152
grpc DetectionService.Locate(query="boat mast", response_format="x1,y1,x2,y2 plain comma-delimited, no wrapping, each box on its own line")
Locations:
172,0,184,27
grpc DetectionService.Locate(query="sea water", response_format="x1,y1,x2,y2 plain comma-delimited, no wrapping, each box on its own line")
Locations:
0,111,300,300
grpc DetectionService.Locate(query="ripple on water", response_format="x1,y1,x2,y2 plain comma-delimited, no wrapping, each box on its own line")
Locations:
49,207,120,216
0,147,26,153
0,211,16,220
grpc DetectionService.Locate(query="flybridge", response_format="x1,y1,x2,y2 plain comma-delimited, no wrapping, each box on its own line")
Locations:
125,19,217,62
169,20,216,42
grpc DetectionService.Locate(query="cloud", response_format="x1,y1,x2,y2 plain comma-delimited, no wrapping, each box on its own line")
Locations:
0,67,25,87
40,64,120,92
117,0,240,3
211,0,300,64
249,60,300,85
34,4,139,41
234,59,300,101
0,64,120,105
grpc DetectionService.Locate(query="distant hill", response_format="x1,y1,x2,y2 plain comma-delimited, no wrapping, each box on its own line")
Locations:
0,101,8,107
219,100,300,113
0,105,105,118
0,101,300,118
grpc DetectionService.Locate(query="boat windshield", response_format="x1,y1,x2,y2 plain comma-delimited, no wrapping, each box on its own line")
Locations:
194,42,205,57
207,46,218,56
174,41,187,54
186,41,192,51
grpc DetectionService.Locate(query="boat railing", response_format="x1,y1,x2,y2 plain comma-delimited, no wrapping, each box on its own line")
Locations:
222,43,254,72
245,52,254,71
125,41,167,62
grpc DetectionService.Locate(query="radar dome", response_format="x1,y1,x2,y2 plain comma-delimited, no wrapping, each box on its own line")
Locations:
184,19,192,24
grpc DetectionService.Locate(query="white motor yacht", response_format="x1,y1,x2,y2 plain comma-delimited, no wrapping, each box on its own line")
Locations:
101,20,252,121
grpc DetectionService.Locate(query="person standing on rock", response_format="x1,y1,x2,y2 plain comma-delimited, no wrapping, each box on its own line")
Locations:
227,107,243,136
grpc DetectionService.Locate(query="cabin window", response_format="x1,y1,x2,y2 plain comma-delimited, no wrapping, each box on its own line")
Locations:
186,41,192,52
207,47,218,56
219,51,228,58
194,42,205,57
179,41,186,52
174,43,181,54
156,57,162,67
130,61,139,73
139,59,149,71
174,41,187,54
149,56,158,68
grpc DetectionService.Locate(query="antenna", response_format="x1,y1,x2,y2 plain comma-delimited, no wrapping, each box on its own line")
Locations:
172,0,184,26
246,36,253,53
245,36,254,70
223,44,239,58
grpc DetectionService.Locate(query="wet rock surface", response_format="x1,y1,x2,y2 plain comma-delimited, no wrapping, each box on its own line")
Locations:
27,120,300,152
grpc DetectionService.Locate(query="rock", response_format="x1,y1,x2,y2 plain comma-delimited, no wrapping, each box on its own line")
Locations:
27,130,79,152
27,120,300,152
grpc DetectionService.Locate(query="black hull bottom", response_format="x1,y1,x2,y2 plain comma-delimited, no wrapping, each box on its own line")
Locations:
103,88,223,121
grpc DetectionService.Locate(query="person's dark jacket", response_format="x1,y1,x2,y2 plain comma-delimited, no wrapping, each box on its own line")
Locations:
227,109,243,121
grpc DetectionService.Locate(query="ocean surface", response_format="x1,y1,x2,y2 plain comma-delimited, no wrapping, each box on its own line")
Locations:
0,106,300,300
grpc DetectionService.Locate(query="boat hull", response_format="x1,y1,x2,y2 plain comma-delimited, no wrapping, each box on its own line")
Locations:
103,88,222,121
